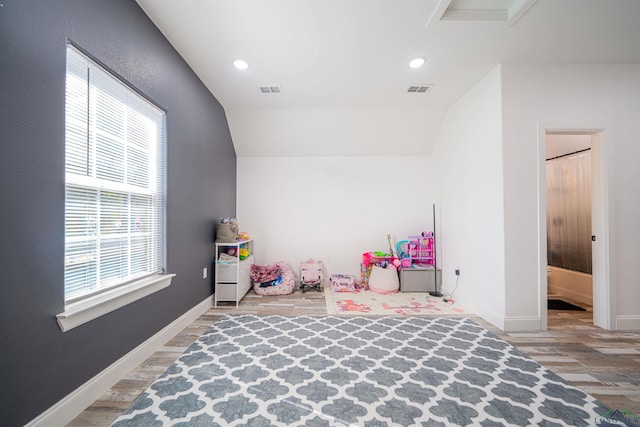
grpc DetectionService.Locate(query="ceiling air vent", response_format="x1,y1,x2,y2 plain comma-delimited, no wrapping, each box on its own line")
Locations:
259,85,282,94
425,0,539,27
407,84,433,93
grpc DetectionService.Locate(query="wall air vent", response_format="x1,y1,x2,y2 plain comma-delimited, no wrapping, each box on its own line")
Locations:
259,85,282,94
407,84,433,93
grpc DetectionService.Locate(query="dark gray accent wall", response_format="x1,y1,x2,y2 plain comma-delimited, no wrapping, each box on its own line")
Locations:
0,1,237,425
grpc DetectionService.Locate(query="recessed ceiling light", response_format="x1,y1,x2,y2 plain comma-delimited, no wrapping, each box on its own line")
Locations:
409,57,425,69
233,59,249,70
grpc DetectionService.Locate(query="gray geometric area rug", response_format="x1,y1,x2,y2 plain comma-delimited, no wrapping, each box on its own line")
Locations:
112,315,618,426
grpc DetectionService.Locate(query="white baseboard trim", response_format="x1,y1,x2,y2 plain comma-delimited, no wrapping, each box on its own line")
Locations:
547,266,592,306
503,316,542,332
26,295,213,427
470,305,505,331
548,285,592,306
616,315,640,330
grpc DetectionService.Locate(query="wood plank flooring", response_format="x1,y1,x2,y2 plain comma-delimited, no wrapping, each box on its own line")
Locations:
68,290,640,426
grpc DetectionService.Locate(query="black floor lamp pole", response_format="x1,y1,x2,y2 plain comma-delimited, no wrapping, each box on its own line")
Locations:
430,203,443,297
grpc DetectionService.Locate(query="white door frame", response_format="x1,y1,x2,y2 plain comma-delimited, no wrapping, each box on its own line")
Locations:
537,126,614,330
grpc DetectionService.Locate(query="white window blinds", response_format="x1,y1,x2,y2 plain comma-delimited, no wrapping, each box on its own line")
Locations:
64,45,166,301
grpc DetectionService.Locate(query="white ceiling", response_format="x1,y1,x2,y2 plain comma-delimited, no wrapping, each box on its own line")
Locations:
136,0,640,157
546,134,591,160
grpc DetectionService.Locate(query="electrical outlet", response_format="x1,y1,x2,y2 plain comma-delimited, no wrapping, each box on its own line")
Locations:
203,267,208,279
455,269,460,276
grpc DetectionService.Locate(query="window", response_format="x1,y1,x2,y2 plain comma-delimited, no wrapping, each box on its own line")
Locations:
63,44,168,309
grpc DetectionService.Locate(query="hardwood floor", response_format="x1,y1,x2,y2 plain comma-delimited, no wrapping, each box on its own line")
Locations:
68,290,640,426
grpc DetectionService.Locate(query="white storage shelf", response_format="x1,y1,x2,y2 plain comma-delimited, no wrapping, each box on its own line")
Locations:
214,239,254,307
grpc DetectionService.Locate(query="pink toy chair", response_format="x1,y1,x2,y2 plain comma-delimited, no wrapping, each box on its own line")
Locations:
300,259,323,293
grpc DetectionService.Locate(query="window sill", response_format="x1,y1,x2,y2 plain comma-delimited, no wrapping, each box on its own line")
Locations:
56,273,175,332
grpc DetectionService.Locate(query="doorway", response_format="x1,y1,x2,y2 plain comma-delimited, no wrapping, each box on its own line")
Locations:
545,134,593,323
538,128,612,330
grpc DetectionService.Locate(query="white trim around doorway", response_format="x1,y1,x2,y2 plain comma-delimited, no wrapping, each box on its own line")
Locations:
537,125,614,330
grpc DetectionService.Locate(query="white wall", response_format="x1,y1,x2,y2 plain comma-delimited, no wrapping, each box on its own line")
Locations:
234,64,640,331
546,134,591,160
501,64,640,330
237,157,437,280
431,66,506,329
227,109,446,157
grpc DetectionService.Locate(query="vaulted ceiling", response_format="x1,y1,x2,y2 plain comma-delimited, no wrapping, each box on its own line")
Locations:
136,0,640,156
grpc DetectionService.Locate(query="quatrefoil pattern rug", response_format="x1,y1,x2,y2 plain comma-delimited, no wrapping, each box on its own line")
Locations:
112,315,610,426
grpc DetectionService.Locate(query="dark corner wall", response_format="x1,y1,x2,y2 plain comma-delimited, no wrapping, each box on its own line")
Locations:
0,0,237,425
